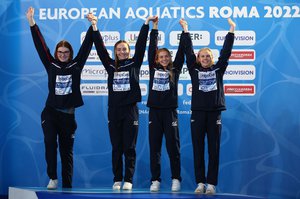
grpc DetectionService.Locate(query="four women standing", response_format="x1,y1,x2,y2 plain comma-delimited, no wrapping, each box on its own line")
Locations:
27,6,235,194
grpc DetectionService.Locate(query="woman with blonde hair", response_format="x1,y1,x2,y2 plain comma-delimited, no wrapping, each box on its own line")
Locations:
182,18,236,194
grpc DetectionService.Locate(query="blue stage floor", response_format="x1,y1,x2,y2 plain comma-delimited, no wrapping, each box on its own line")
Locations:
9,187,265,199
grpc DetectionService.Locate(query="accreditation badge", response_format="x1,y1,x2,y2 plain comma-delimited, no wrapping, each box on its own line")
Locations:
113,71,130,91
152,70,170,91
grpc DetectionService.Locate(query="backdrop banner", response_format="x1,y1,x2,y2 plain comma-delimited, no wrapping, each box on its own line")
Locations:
1,1,300,198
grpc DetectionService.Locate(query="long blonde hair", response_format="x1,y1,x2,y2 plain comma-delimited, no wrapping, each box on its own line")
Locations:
196,47,214,66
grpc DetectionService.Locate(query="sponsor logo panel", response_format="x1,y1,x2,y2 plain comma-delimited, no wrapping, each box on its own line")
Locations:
87,49,113,62
215,30,256,46
81,65,108,80
230,49,256,61
125,31,164,46
140,83,148,96
81,83,108,96
224,65,256,80
170,31,210,46
180,65,190,80
81,31,120,46
140,65,150,80
186,83,192,96
178,83,183,96
224,84,255,96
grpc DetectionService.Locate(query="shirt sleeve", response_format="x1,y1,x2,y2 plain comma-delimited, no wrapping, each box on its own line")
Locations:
148,29,158,69
182,32,196,70
30,24,54,69
73,25,94,68
132,23,149,68
215,32,234,73
92,29,113,70
173,31,185,73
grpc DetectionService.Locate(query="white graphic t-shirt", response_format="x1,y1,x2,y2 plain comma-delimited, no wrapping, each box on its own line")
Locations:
152,70,170,91
55,75,72,95
113,71,130,91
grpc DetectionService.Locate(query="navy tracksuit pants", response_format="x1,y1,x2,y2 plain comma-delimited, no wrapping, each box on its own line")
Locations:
191,110,222,185
108,104,139,183
41,106,77,188
149,108,181,182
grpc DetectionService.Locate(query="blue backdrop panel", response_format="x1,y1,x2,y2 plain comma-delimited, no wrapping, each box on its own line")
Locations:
1,1,300,199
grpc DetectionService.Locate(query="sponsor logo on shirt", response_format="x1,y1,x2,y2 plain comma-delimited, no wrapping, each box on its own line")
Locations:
55,75,72,95
113,71,130,91
152,70,170,91
198,70,217,92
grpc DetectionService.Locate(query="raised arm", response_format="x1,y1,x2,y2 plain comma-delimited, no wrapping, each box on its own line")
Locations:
88,13,113,68
73,15,95,67
216,18,236,71
26,7,54,68
172,19,187,72
132,16,158,67
180,19,196,69
148,16,158,68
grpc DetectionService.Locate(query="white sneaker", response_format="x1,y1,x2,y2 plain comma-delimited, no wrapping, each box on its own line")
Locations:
205,184,216,194
112,181,122,190
122,182,132,190
150,180,160,192
47,179,58,190
194,183,205,193
171,179,181,192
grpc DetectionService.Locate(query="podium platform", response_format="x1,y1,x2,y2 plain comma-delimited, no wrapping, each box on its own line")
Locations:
9,187,264,199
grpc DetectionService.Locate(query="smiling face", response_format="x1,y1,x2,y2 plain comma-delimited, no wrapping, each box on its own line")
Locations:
156,48,172,69
115,42,130,60
197,48,213,68
56,47,71,62
54,40,73,63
